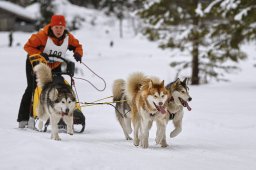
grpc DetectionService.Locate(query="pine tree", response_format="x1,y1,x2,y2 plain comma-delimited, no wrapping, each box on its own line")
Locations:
68,0,102,9
209,0,256,43
101,0,143,38
100,0,128,38
6,0,35,7
37,0,55,29
139,0,248,84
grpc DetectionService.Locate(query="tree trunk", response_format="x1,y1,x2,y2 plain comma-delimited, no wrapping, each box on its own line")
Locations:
119,18,123,38
191,39,199,85
191,5,200,85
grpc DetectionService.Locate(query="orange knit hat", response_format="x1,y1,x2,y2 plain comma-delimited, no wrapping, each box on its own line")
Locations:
50,15,66,27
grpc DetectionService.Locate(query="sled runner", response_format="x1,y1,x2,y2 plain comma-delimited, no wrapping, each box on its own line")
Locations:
30,55,86,133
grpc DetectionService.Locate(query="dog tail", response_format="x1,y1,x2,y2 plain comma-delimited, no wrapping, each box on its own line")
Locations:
112,79,125,102
33,63,53,88
126,72,146,102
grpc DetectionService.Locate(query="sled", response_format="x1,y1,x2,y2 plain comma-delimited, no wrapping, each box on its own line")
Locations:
30,55,86,133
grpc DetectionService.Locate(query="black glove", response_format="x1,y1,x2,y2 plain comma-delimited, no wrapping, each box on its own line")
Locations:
73,53,82,63
40,53,49,61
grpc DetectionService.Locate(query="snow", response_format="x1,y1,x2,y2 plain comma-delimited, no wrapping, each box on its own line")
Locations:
204,0,222,13
195,3,204,17
220,0,240,10
234,7,251,21
1,2,256,170
0,1,36,20
25,3,40,19
51,0,98,23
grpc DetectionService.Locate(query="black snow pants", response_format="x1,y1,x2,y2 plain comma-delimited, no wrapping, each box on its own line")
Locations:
17,57,61,122
17,57,36,122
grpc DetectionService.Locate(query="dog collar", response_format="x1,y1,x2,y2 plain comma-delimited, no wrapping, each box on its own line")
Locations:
167,110,176,120
61,112,68,116
149,112,157,117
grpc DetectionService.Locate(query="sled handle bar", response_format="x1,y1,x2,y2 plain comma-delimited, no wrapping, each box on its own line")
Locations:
49,55,75,77
48,55,70,64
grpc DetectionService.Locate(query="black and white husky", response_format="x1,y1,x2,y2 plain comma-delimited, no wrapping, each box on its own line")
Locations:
166,78,192,138
33,63,76,140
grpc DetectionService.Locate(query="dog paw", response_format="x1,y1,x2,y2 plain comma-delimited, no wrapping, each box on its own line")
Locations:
134,138,140,146
161,143,168,148
140,141,149,148
161,140,168,148
170,128,182,138
51,134,61,141
140,138,149,148
52,136,61,141
126,136,132,140
67,130,74,135
38,121,44,131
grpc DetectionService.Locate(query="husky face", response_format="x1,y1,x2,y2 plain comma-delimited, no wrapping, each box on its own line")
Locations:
171,78,192,110
53,91,76,115
146,80,169,112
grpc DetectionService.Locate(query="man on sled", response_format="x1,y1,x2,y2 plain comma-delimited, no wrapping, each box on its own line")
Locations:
17,15,85,132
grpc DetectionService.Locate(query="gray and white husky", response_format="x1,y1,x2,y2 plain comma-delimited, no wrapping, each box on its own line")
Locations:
112,79,133,140
33,63,76,140
166,78,192,138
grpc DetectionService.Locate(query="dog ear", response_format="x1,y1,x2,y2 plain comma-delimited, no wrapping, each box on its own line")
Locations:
160,80,164,87
171,78,180,89
183,78,188,84
49,88,58,101
175,78,181,84
148,80,153,89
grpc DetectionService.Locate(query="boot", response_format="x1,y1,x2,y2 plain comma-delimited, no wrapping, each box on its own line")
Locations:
19,121,28,128
28,117,35,129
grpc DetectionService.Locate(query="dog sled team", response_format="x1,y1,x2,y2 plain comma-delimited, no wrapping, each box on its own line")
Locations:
32,62,192,148
17,15,192,148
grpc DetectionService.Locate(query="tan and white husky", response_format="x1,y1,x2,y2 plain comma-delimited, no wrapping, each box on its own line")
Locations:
166,78,192,138
125,72,170,148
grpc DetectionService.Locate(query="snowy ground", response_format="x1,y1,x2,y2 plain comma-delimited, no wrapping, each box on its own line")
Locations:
1,10,256,170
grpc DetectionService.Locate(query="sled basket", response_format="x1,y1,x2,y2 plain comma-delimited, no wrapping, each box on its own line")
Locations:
43,108,86,133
